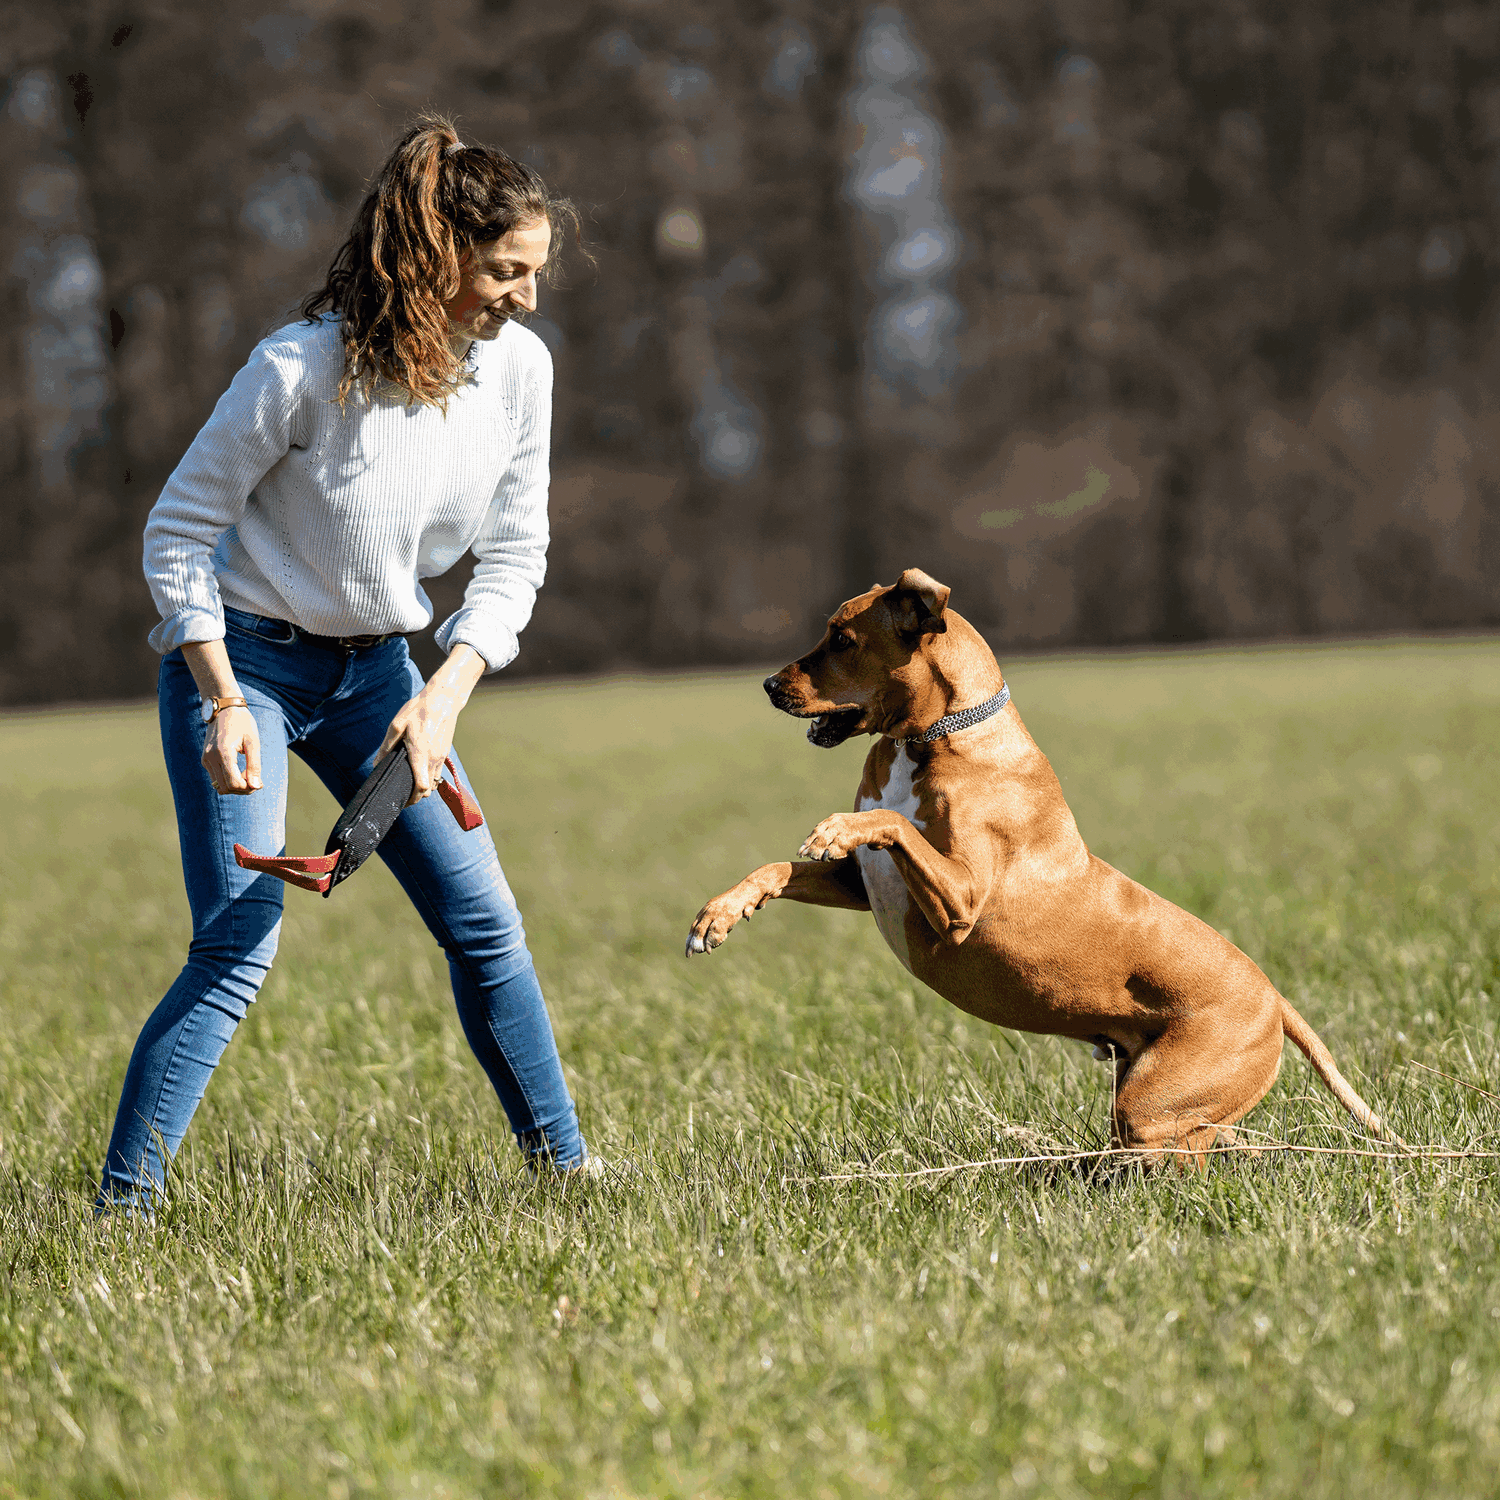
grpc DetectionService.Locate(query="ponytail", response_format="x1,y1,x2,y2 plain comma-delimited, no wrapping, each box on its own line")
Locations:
301,112,583,408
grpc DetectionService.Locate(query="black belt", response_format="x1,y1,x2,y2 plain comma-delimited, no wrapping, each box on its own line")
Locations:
298,627,402,652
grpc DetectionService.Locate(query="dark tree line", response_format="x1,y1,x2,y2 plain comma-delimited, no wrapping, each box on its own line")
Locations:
2,0,1497,705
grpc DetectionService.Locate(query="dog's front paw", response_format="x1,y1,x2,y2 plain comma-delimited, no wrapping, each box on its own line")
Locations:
798,813,880,863
685,890,759,956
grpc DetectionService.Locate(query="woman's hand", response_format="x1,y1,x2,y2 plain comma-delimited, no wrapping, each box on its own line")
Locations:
379,644,487,805
181,638,263,795
203,706,263,794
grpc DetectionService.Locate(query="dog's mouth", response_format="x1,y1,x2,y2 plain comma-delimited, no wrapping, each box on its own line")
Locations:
803,707,863,748
766,679,864,747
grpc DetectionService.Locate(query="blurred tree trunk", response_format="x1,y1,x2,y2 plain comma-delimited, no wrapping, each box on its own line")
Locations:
803,7,877,605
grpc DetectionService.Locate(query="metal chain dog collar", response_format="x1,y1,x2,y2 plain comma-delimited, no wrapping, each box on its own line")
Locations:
896,683,1011,745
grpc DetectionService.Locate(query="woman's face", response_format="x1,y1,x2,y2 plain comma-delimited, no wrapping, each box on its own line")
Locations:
444,217,552,346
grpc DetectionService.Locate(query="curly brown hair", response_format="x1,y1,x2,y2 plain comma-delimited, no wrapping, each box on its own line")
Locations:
300,113,582,408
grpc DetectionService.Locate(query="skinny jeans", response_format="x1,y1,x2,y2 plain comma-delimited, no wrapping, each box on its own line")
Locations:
99,607,584,1205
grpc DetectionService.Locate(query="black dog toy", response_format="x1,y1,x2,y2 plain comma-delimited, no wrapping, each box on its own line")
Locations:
234,747,483,896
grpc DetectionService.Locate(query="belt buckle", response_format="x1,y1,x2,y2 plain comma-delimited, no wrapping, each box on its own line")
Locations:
338,631,386,650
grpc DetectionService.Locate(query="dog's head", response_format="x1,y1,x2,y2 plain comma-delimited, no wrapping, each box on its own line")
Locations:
764,568,953,747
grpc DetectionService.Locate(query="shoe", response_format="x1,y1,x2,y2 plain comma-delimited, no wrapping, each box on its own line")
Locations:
526,1146,611,1181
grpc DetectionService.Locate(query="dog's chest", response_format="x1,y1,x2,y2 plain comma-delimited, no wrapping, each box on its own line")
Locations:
855,748,924,972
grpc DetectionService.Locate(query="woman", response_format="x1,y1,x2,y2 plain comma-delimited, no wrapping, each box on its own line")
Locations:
101,116,592,1208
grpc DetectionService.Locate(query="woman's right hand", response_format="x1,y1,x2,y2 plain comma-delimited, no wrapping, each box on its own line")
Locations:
181,638,263,795
203,706,263,795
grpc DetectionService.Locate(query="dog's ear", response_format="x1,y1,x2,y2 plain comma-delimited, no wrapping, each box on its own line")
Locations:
888,568,951,637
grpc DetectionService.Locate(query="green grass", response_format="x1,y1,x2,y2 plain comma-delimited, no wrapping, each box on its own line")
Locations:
4,640,1500,1499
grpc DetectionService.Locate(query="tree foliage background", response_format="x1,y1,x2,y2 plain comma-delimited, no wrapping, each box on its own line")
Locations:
2,0,1498,704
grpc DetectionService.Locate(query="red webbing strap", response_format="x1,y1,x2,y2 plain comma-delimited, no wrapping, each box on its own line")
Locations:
233,845,339,893
437,756,484,831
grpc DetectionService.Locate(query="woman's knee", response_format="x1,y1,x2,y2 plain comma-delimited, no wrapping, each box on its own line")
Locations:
186,903,283,1012
441,883,534,973
447,927,535,991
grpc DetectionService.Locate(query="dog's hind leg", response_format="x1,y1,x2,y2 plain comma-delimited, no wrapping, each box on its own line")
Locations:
1109,1009,1284,1169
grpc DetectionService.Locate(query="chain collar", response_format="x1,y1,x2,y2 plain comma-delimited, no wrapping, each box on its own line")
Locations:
895,683,1011,746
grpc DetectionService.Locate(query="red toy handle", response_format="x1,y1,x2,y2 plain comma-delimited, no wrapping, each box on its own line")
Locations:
436,756,484,831
232,846,340,893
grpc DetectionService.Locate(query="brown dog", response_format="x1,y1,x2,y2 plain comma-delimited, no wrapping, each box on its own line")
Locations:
686,568,1394,1162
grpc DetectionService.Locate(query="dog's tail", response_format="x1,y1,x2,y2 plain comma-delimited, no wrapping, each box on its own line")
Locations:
1280,998,1405,1147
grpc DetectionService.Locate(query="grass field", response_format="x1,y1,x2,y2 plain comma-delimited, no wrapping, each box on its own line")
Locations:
3,640,1500,1499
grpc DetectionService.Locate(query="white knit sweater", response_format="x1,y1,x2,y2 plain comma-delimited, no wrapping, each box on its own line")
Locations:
142,315,552,673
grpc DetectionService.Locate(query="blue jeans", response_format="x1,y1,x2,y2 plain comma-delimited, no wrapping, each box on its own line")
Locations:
99,608,585,1206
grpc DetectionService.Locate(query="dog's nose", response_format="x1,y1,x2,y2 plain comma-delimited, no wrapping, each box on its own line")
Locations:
763,675,780,696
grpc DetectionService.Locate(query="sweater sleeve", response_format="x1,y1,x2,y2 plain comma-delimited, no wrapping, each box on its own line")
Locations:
141,338,302,653
434,345,552,673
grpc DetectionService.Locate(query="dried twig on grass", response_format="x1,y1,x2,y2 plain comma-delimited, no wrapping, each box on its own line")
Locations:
807,1140,1500,1183
1405,1060,1500,1106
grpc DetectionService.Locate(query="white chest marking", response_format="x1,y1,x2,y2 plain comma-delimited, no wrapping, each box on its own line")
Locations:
855,747,924,973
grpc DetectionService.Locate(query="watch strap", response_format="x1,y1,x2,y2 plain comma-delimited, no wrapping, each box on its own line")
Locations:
205,695,250,722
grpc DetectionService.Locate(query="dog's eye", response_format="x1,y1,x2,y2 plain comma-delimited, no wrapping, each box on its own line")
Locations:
829,633,856,652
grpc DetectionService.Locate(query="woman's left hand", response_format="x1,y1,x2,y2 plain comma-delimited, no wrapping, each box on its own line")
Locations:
378,644,488,805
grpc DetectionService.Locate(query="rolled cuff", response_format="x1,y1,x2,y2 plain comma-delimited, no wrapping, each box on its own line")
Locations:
434,611,519,674
148,604,226,655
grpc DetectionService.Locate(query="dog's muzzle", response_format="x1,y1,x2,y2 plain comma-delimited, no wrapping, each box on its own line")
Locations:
764,675,862,747
763,675,800,712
